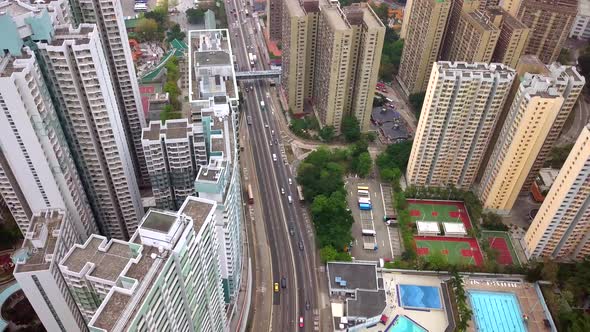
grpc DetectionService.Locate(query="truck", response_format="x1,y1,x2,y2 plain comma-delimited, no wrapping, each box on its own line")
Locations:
249,53,256,67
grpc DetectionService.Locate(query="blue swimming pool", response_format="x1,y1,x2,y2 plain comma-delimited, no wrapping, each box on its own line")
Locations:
386,315,427,332
398,284,442,310
468,291,527,332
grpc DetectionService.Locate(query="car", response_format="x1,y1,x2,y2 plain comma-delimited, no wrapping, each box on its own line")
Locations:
288,178,292,185
265,124,269,128
274,282,279,293
281,277,287,288
298,241,304,251
289,225,294,236
288,195,293,204
281,188,285,195
299,316,304,328
306,301,311,310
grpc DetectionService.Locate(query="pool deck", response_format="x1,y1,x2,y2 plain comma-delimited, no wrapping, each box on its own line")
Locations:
367,273,448,332
465,278,547,332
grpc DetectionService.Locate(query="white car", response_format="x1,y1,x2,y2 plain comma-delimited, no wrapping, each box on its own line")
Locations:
288,178,292,185
281,188,285,195
265,124,269,128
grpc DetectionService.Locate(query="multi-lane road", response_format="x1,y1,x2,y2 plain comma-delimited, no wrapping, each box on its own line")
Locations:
224,1,321,331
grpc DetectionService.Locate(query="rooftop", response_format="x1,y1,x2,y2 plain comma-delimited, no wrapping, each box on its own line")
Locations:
467,9,499,31
322,5,350,31
142,120,192,141
141,210,177,233
347,289,387,318
197,162,225,182
92,291,131,331
14,210,64,273
179,197,215,234
328,262,379,291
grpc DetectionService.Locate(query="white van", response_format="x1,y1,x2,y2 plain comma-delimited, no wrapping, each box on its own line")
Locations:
272,153,277,162
288,196,293,204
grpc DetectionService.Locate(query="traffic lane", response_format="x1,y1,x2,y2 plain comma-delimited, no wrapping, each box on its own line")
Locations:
248,85,298,330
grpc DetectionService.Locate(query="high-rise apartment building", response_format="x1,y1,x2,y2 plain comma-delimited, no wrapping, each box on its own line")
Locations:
478,74,565,213
70,0,149,186
444,9,500,63
189,29,244,304
59,196,226,331
516,0,578,64
485,6,530,68
569,0,590,39
281,1,384,132
37,25,144,239
523,124,590,260
406,62,515,189
13,209,87,331
269,0,283,40
142,119,207,210
0,49,97,238
397,0,451,95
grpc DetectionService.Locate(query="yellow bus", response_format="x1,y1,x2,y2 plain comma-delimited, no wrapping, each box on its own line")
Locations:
357,185,369,191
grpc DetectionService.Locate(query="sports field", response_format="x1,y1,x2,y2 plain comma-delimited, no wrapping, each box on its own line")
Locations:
407,199,472,230
415,236,483,266
481,231,520,266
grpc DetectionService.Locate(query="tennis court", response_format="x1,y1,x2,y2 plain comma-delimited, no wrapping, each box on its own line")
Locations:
407,199,472,230
481,231,520,266
415,236,483,266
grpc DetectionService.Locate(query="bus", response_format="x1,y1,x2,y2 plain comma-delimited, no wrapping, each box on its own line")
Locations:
357,190,369,197
362,229,376,237
359,203,372,211
134,3,148,11
358,197,371,204
297,185,305,202
357,185,369,191
247,184,254,204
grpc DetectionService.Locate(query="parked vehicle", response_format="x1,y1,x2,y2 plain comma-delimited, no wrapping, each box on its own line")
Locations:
281,277,287,288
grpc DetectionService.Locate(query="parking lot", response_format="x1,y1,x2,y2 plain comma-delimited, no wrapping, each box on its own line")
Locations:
347,178,402,261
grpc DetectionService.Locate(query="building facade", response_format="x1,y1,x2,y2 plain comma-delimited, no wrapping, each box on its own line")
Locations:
523,125,590,260
397,0,452,95
406,62,515,189
485,6,530,68
37,25,144,239
13,209,87,332
444,9,500,63
59,197,226,331
479,74,565,213
569,0,590,39
71,0,149,186
0,49,97,238
516,0,578,64
142,119,207,210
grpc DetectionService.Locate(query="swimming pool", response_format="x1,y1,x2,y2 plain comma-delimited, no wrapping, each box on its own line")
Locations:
386,315,427,332
468,291,527,332
398,284,442,310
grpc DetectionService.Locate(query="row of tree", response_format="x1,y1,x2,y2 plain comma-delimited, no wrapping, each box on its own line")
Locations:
133,1,185,43
160,56,182,121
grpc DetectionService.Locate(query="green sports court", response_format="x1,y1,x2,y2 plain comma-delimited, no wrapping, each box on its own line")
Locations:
415,236,483,266
407,199,472,230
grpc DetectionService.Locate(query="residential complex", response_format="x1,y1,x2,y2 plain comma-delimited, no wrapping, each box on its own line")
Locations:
398,0,451,95
570,0,590,39
523,125,590,260
71,0,149,186
515,0,578,64
406,62,515,189
141,119,206,210
0,49,96,238
444,9,499,63
189,29,244,305
13,209,87,331
38,24,144,239
486,6,530,68
281,1,384,132
268,0,283,40
58,197,226,331
478,74,565,214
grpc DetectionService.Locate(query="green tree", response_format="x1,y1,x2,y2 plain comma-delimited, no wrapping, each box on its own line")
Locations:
365,132,377,142
320,246,338,263
541,258,559,283
546,143,574,168
164,81,180,99
167,23,186,42
319,126,336,142
145,9,167,28
310,192,354,250
376,140,413,172
186,8,205,24
341,115,361,142
135,18,160,41
427,251,448,271
355,152,372,177
409,92,425,114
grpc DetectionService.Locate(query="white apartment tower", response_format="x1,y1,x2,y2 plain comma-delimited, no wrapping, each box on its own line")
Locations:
141,119,207,210
406,62,515,189
0,49,97,238
479,73,565,213
59,197,226,331
70,0,149,185
523,124,590,260
13,209,87,332
37,24,144,239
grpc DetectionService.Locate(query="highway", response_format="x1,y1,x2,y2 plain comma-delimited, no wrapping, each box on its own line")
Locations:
224,1,321,331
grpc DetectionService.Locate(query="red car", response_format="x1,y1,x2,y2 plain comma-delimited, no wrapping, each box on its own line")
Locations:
299,316,304,328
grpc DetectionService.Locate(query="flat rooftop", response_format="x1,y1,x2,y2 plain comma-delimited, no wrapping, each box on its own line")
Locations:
328,262,378,291
92,291,131,331
467,10,499,31
141,210,177,233
142,120,192,141
14,210,64,273
179,198,215,234
322,5,350,31
197,164,224,182
347,289,386,318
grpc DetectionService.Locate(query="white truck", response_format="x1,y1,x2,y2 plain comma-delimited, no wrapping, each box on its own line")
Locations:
249,52,256,67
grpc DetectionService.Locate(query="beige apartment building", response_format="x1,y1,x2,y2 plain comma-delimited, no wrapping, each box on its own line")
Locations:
478,74,565,214
445,9,500,63
523,124,590,261
281,1,384,133
486,6,530,68
406,62,515,189
516,0,578,63
398,0,451,95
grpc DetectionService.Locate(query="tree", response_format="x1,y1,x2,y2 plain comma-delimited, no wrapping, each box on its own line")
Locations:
145,10,167,28
541,258,559,283
355,152,372,177
164,81,180,99
428,251,448,271
409,92,425,114
135,18,160,41
186,8,205,24
365,132,377,142
381,167,401,184
167,23,186,42
341,115,361,142
546,143,574,168
320,246,338,263
376,140,413,172
578,52,590,81
319,126,336,142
